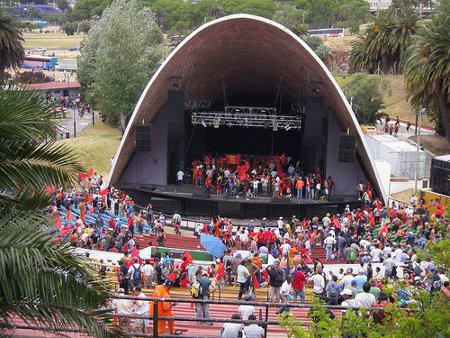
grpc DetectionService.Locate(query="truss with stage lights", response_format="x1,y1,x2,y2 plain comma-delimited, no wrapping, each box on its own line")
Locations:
191,106,302,131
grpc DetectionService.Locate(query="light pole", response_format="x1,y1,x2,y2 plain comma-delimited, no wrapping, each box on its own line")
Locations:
414,106,425,193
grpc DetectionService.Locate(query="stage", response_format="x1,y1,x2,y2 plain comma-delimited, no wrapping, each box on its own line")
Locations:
119,183,361,218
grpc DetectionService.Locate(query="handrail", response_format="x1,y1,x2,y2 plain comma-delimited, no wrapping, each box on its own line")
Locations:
13,294,408,338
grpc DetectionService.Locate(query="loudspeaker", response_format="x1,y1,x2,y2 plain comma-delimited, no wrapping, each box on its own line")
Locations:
303,97,324,146
430,157,450,195
338,134,356,162
135,125,152,151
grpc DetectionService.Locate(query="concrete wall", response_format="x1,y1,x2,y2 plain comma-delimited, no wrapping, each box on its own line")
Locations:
326,112,367,195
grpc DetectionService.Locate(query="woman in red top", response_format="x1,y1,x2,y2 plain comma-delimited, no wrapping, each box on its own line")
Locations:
291,266,306,303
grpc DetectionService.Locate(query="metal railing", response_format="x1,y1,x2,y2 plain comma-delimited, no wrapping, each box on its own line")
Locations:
10,294,402,338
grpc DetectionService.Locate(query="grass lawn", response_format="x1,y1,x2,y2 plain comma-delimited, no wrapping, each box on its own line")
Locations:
409,134,450,156
391,188,414,204
334,74,433,128
58,123,122,178
23,31,84,50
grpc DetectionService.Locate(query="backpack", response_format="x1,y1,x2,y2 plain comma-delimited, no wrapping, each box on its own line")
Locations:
190,280,201,298
133,265,141,281
348,249,356,263
327,282,339,297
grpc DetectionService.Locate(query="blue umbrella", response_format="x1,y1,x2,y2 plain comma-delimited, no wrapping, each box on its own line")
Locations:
200,234,227,258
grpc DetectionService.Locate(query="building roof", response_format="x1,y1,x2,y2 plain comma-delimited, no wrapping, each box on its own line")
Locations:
22,81,80,91
108,14,387,202
435,154,450,162
367,134,425,153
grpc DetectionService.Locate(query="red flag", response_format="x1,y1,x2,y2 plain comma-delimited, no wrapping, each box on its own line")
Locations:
100,188,109,196
86,168,95,178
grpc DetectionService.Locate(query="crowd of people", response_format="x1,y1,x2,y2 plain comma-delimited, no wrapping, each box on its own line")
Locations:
182,153,340,200
47,169,448,336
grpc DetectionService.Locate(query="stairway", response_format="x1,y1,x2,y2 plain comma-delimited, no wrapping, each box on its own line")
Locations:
134,233,203,251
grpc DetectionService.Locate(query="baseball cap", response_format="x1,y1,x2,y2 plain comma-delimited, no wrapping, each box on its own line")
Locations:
351,280,357,285
164,279,174,286
273,259,280,265
340,288,353,296
244,294,254,301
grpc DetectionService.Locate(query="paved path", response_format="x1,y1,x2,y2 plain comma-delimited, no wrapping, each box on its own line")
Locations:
58,110,98,138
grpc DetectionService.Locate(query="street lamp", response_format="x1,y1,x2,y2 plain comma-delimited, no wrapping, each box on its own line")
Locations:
414,106,426,193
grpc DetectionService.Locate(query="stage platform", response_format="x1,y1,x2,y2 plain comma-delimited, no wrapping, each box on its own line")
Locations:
119,183,361,218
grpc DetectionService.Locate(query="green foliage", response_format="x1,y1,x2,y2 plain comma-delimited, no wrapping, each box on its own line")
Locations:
272,3,308,36
303,36,333,62
72,0,114,21
78,0,164,129
78,20,91,34
62,21,77,35
402,1,450,139
280,290,450,338
0,84,83,210
0,212,123,337
342,74,387,124
350,6,419,74
0,9,24,77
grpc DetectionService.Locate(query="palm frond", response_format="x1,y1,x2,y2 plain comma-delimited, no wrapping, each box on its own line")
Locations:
0,213,125,337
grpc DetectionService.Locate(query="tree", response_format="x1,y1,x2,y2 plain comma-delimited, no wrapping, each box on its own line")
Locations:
78,0,164,130
0,85,83,210
338,0,370,34
342,74,387,124
78,20,91,34
0,9,24,79
402,1,450,140
350,7,419,74
61,21,77,35
303,36,333,62
0,85,124,336
272,3,309,36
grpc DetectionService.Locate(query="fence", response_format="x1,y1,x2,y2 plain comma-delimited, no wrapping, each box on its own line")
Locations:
10,294,403,338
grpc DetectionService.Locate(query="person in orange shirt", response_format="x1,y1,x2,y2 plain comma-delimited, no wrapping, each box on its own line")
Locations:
149,279,178,335
295,177,304,199
251,253,263,284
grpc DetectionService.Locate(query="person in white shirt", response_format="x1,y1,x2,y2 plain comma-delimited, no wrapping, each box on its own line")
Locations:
243,315,264,338
370,247,383,263
308,272,325,296
237,262,250,299
176,170,184,187
131,286,149,333
221,314,243,338
354,282,377,308
322,214,331,228
341,268,355,288
280,239,291,256
323,234,336,260
112,288,134,327
340,288,363,314
142,259,154,288
238,295,255,320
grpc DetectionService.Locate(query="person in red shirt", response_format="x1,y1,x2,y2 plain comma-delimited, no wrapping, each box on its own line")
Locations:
292,265,306,303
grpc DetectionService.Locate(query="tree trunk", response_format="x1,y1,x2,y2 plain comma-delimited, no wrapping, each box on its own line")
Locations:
119,112,126,135
438,94,450,143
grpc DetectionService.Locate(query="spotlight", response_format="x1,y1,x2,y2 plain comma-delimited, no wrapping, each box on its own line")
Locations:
213,118,220,129
202,120,207,127
285,125,291,131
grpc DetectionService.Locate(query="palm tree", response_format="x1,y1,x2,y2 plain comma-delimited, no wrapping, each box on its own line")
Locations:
402,1,450,141
0,9,24,78
0,212,121,337
350,7,418,74
0,85,123,336
0,85,83,210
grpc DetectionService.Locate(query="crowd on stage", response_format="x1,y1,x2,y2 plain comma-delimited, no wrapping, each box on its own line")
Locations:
182,153,343,200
